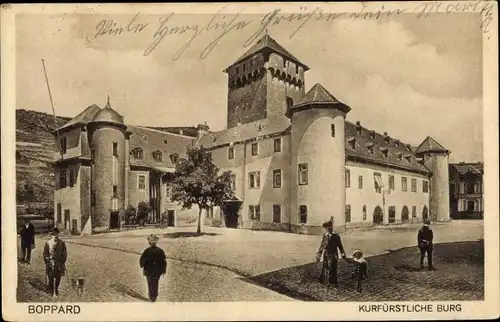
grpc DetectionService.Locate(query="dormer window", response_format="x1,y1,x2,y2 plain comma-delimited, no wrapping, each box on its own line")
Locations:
404,155,412,162
153,150,163,162
384,136,390,144
380,147,388,158
347,137,356,149
394,140,400,147
369,131,375,140
366,142,374,154
405,144,412,152
170,153,179,164
355,122,362,135
131,148,143,160
257,124,263,132
396,152,403,161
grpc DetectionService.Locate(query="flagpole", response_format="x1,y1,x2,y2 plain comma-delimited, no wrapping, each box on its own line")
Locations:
41,59,63,159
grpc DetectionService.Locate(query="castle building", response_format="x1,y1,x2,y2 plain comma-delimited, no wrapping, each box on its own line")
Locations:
449,162,484,219
53,34,451,235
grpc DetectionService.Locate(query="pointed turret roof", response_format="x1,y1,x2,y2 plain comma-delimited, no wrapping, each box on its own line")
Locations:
225,32,309,71
415,136,450,154
92,96,124,124
288,83,351,116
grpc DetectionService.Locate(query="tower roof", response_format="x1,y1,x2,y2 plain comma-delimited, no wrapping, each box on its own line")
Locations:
226,32,309,71
91,96,124,124
57,104,101,131
415,136,450,154
288,83,351,115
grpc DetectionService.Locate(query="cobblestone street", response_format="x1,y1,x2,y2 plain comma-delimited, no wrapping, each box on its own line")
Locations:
17,220,483,302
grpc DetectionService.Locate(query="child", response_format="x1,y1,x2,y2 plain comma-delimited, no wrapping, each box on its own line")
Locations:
344,250,368,293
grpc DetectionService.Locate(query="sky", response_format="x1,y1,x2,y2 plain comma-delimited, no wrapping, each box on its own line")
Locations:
16,9,484,163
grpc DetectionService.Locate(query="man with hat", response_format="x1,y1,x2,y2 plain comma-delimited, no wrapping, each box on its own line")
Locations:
139,234,167,302
19,218,36,264
417,219,436,271
43,228,67,297
315,219,347,289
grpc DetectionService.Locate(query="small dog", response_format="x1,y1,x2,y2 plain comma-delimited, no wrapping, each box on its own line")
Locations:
70,277,85,297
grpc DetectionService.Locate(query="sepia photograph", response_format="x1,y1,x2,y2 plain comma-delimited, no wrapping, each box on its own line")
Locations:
2,2,499,321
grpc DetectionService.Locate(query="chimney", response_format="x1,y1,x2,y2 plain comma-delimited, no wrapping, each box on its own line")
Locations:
196,122,210,139
383,132,388,136
355,121,362,135
355,121,361,126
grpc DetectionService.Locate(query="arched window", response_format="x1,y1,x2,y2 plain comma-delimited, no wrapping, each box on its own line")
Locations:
401,206,409,222
131,148,143,160
153,150,163,162
170,153,179,164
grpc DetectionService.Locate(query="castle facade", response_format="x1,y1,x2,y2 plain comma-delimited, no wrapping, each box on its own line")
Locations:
53,34,451,235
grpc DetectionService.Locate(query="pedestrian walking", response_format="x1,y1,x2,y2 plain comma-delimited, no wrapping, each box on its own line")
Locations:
417,219,436,271
139,234,167,302
343,250,368,293
315,219,347,289
43,228,67,297
19,219,36,264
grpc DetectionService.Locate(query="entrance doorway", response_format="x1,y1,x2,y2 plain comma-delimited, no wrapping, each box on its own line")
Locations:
167,210,175,227
401,206,409,223
71,219,78,235
422,205,429,221
110,211,120,230
222,201,242,229
64,210,70,230
373,206,383,225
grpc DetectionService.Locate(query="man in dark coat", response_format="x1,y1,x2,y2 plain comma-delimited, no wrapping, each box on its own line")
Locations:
19,219,36,264
417,219,436,271
140,234,167,302
316,220,347,288
43,228,67,297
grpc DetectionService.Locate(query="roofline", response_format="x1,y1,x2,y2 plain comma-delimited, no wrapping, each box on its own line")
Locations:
347,154,431,176
129,125,197,139
287,102,351,116
224,47,310,72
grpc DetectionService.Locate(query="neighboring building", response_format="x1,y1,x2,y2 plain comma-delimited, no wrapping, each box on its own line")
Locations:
449,162,484,219
53,33,451,235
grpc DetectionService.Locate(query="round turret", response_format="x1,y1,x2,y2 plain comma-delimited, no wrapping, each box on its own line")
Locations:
87,97,127,231
289,84,351,234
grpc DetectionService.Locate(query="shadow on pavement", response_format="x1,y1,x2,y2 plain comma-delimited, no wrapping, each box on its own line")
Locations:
109,282,150,302
161,232,219,239
241,241,484,302
27,277,49,294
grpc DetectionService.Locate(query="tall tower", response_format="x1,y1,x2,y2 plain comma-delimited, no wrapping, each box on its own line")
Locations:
223,32,309,128
415,136,451,222
287,84,351,234
87,97,127,232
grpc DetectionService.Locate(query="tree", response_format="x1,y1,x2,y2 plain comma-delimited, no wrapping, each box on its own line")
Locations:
171,146,235,235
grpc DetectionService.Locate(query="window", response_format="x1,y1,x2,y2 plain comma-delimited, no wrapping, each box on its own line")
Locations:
273,204,281,223
373,172,383,193
60,137,67,154
348,138,356,149
153,151,162,162
113,142,118,157
396,152,402,161
249,205,261,221
388,206,396,223
286,97,294,110
299,205,307,224
362,205,367,220
466,183,475,194
358,175,363,189
249,171,261,189
251,142,259,156
274,138,282,152
170,153,179,163
345,205,351,223
57,203,62,223
138,175,146,190
228,147,234,160
381,148,388,158
331,124,335,137
112,185,118,198
367,144,374,154
273,169,282,188
411,178,417,192
423,180,429,193
402,177,408,191
389,175,395,190
298,163,308,185
69,168,75,187
412,206,417,218
60,170,67,189
132,148,143,160
166,185,173,199
345,169,351,188
369,131,375,140
467,200,475,212
235,66,239,74
91,149,96,163
230,174,236,190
